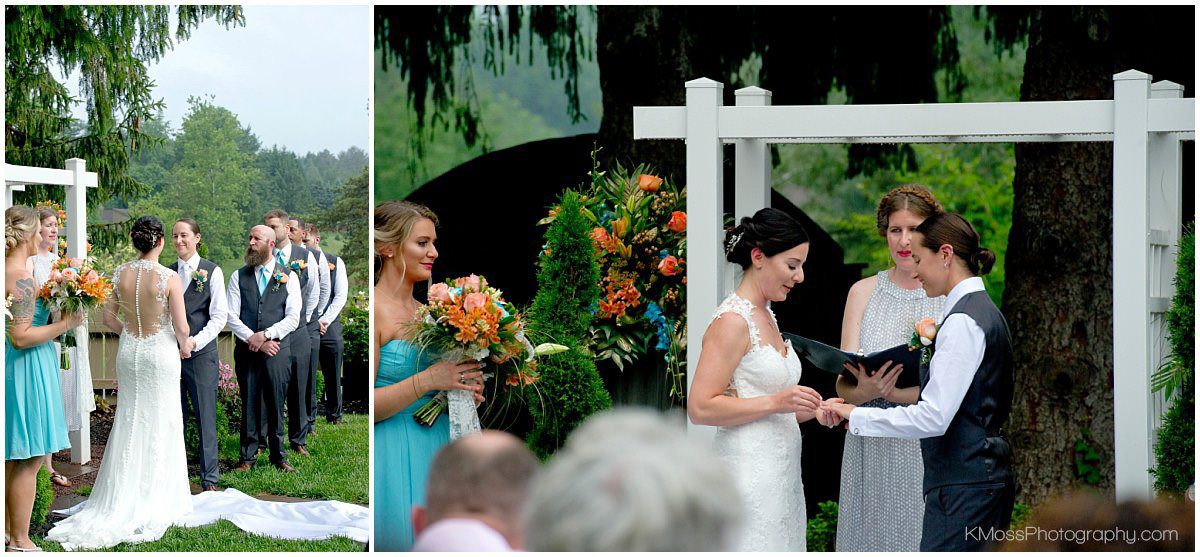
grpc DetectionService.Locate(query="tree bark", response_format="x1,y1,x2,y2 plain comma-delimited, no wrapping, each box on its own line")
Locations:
1003,7,1193,506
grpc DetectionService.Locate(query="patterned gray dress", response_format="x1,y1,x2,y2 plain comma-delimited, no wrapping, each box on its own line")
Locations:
836,270,944,552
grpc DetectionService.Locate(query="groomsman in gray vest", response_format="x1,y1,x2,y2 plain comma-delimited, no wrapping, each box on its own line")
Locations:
227,225,300,472
290,217,329,436
263,210,320,456
303,224,347,424
170,218,227,491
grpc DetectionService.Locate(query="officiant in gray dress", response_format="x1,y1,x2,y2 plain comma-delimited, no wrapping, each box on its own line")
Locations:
170,218,228,491
834,186,943,551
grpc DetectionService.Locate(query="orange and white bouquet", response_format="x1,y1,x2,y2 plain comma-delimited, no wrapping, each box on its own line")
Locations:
38,257,112,315
408,274,537,432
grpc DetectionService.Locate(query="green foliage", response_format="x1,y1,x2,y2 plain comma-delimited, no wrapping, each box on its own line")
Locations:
1152,228,1195,497
1073,428,1103,486
525,190,611,458
32,466,54,527
1152,226,1194,399
1152,375,1195,497
341,295,370,377
6,5,244,213
805,500,839,552
316,168,370,284
1010,501,1031,529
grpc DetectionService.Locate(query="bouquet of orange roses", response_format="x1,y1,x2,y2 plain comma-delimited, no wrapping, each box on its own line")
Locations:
408,274,537,435
38,257,112,369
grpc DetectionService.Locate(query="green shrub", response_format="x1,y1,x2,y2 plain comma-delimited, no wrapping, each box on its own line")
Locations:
1152,226,1195,497
1010,501,1031,529
32,467,53,526
525,190,612,459
806,500,838,551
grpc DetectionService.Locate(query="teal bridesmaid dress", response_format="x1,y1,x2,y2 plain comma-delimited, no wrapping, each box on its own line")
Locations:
5,299,71,460
373,339,448,551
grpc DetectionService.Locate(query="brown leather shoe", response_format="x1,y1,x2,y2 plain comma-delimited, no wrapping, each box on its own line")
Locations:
291,443,310,457
233,462,253,472
274,462,296,473
203,485,219,492
329,418,343,426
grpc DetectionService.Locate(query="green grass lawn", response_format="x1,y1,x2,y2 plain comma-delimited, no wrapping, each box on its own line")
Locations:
209,412,369,505
33,520,363,552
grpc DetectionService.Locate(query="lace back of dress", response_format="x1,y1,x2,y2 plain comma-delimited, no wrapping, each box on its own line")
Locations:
114,261,171,338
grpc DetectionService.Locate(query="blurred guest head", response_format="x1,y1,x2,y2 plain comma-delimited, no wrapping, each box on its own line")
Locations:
1000,490,1194,551
412,430,539,551
524,408,741,552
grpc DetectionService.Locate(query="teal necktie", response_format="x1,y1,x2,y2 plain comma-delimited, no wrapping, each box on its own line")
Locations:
276,249,287,269
258,266,269,294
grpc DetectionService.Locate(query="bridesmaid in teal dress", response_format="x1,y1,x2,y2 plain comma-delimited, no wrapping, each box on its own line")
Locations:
372,201,483,551
5,205,81,551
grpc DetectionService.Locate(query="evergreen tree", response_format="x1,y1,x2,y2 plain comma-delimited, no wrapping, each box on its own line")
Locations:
525,190,611,458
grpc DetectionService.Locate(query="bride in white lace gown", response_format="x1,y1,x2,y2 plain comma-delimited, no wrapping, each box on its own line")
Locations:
687,209,833,552
47,217,193,551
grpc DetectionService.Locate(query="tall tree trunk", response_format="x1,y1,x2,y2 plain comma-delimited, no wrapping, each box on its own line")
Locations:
1003,7,1193,506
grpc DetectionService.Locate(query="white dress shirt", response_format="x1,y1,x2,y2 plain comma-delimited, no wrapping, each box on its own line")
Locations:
177,253,228,352
319,253,348,325
225,263,302,342
848,276,988,439
277,242,320,322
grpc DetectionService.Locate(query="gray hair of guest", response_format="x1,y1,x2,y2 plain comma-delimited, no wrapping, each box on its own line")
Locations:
523,408,741,552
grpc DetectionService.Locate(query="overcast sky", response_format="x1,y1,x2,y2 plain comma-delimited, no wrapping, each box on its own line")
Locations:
68,5,370,156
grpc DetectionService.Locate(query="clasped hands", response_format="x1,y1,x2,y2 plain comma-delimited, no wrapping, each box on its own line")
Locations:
246,331,282,357
772,385,847,425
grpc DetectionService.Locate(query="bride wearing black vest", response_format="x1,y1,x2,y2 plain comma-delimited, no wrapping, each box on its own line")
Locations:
822,212,1015,551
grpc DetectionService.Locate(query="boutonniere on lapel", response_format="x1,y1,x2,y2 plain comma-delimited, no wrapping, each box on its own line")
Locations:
289,258,307,273
193,269,209,293
327,261,336,272
908,317,939,365
272,270,289,292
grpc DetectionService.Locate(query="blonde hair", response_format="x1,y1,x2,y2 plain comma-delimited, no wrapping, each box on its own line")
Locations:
6,205,39,251
875,184,943,237
374,201,439,280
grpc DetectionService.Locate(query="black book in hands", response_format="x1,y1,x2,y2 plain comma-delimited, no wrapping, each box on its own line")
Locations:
781,332,922,389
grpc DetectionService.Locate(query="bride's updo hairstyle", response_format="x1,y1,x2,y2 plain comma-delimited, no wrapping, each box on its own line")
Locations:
374,200,439,276
724,207,809,270
5,205,39,251
916,212,996,276
876,183,942,236
130,216,165,253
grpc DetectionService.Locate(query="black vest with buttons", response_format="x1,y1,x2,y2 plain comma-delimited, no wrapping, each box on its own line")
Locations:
170,258,219,356
237,263,289,335
918,290,1014,493
281,243,318,325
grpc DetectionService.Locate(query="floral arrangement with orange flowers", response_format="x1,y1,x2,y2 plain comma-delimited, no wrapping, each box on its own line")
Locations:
541,151,688,402
408,274,539,427
38,257,112,315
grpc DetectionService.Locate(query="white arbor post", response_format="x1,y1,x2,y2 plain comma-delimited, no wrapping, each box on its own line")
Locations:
632,71,1193,499
4,158,99,464
734,86,772,219
684,78,724,438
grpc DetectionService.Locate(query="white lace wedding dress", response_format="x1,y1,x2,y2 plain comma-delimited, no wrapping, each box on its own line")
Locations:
47,259,192,550
710,292,807,551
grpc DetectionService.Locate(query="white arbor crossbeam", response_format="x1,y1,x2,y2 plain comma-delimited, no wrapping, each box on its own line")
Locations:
633,69,1195,502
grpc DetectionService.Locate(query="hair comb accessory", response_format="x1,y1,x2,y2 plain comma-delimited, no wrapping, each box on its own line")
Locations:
724,230,745,256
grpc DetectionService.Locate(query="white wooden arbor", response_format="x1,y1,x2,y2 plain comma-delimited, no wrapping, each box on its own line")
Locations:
5,159,100,464
633,70,1194,502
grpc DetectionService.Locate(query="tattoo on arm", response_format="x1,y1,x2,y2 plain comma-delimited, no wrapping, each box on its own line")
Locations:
9,277,38,325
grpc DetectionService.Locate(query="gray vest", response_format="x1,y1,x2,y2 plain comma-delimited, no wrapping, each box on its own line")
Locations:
236,263,290,336
321,253,341,323
170,258,219,356
919,291,1014,493
280,243,318,325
